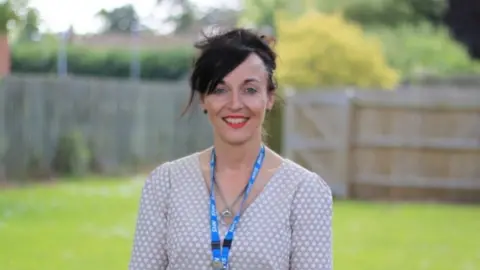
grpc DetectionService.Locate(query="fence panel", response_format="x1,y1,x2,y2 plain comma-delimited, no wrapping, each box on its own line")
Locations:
283,87,480,202
0,75,213,181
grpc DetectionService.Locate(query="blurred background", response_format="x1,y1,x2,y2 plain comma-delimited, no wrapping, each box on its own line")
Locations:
0,0,479,269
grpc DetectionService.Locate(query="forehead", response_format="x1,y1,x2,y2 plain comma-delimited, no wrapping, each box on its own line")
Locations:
222,53,267,83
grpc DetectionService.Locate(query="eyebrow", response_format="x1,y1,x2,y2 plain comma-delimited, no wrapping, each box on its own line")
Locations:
244,78,260,83
218,78,260,85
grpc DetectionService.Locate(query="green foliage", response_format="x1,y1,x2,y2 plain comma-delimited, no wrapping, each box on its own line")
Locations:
314,0,480,78
17,7,40,42
240,0,447,30
51,130,91,177
0,0,19,34
156,0,199,34
367,23,480,78
342,0,447,27
239,0,289,31
97,4,139,34
264,103,283,154
10,44,194,80
275,10,399,90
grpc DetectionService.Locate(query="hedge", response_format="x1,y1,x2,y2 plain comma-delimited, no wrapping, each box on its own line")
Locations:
10,44,195,81
367,23,480,79
341,0,446,27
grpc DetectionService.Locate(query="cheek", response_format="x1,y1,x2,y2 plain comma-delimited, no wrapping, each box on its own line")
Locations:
203,97,222,114
246,95,269,114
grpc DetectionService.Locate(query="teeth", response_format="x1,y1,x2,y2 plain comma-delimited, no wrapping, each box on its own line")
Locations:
224,118,247,124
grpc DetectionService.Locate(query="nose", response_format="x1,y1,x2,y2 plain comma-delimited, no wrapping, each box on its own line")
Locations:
228,90,243,111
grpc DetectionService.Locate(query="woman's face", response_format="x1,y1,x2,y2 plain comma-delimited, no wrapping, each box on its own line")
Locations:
201,53,275,146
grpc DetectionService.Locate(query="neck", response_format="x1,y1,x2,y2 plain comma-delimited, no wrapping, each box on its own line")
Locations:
213,136,263,172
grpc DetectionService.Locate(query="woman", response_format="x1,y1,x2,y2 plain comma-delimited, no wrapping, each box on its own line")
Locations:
129,28,333,270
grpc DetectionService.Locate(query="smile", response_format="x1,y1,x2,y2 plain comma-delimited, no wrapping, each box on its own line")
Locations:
222,116,249,129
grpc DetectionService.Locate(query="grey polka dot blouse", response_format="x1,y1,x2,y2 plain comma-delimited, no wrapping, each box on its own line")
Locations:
129,153,333,270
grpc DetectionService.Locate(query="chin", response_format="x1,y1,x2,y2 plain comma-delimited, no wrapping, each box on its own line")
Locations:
219,132,255,146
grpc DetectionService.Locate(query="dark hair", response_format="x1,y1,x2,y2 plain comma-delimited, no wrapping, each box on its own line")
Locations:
182,27,277,115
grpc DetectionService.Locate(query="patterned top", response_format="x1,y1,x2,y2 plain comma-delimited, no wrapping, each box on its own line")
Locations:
129,152,333,270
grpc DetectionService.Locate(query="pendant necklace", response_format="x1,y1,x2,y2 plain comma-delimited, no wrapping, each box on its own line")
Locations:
213,179,248,221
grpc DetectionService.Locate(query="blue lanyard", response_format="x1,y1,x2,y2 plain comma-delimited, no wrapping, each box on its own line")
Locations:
209,145,265,270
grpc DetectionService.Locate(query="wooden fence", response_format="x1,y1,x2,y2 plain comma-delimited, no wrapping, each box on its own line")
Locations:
283,87,480,203
0,75,213,181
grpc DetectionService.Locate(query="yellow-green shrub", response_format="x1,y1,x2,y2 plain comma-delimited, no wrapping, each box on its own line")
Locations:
275,10,400,90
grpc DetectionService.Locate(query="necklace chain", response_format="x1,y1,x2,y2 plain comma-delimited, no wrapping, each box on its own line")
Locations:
213,178,248,219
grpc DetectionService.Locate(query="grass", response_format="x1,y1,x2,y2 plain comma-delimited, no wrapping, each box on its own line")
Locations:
333,200,480,270
0,177,143,270
1,177,479,270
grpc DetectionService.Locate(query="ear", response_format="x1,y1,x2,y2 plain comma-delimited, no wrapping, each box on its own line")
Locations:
266,92,275,111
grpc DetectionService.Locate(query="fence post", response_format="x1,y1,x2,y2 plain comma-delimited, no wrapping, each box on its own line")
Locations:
57,30,69,76
0,78,6,181
337,89,355,198
282,87,296,159
130,21,141,80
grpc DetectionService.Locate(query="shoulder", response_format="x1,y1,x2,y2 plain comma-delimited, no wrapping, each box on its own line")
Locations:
284,160,333,224
281,159,332,196
138,153,201,207
146,152,200,184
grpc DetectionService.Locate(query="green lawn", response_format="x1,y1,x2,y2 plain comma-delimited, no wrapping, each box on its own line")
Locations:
1,178,479,270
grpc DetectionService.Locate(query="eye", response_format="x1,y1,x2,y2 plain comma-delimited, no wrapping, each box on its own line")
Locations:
212,87,227,94
245,87,258,94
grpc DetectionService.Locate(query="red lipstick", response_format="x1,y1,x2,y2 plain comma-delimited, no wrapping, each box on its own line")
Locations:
223,115,248,129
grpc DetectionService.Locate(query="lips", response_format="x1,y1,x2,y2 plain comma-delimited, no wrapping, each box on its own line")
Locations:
223,115,249,129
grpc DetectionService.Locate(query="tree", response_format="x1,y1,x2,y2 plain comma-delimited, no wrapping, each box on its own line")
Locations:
342,0,447,28
0,0,20,34
0,0,28,77
156,0,198,34
17,7,40,42
97,4,140,33
198,7,239,28
275,10,399,90
239,0,289,34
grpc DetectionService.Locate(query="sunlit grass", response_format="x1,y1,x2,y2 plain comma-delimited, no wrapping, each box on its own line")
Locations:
333,200,480,270
0,177,144,270
1,177,479,270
